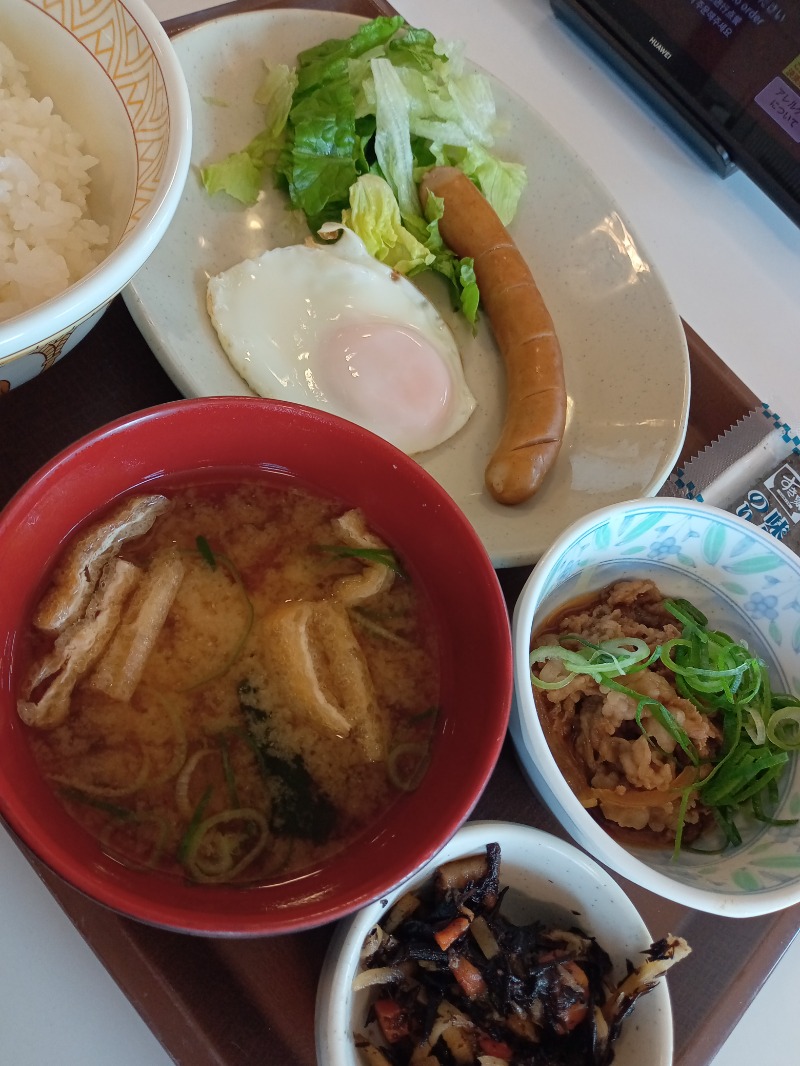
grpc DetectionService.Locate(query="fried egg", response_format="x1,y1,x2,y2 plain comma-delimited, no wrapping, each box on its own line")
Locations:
206,225,476,455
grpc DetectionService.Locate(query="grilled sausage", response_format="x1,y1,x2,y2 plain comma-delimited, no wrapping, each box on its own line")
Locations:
419,166,566,505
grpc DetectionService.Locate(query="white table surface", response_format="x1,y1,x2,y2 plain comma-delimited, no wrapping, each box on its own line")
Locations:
2,0,799,1063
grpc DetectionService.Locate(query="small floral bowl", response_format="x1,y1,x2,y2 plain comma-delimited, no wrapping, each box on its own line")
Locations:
511,497,800,917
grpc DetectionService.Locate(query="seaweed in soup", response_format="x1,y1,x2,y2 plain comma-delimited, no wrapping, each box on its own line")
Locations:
238,681,337,844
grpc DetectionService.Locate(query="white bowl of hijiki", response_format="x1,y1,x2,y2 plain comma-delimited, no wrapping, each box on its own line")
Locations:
315,820,687,1066
510,497,800,917
0,397,512,934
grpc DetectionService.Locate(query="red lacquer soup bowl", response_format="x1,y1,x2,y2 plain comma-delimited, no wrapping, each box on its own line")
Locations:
0,397,512,935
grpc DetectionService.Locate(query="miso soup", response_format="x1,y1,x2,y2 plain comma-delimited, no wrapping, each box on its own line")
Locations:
18,479,440,884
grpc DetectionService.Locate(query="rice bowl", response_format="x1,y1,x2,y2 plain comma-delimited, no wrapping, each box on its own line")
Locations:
0,0,191,391
0,41,110,321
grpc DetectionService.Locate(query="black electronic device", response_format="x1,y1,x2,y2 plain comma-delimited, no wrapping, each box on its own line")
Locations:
551,0,800,226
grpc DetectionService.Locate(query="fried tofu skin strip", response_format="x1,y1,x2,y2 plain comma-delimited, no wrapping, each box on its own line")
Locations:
589,933,692,1062
261,600,387,761
419,166,566,505
18,559,142,729
33,494,170,634
89,550,185,702
332,509,395,605
603,933,692,1043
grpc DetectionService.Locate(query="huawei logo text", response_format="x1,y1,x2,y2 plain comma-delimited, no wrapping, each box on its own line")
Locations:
649,36,673,59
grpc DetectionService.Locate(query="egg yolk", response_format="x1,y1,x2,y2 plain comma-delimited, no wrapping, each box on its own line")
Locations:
313,320,456,451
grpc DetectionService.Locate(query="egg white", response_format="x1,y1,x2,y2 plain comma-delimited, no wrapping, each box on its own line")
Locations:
206,226,476,455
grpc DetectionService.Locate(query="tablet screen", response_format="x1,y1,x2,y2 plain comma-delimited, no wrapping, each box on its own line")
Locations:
556,0,800,222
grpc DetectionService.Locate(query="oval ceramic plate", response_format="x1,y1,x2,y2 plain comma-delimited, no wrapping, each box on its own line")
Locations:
123,9,689,567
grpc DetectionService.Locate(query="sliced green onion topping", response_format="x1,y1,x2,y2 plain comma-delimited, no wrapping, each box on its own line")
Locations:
196,534,217,569
743,706,767,747
315,543,406,576
59,786,135,820
177,784,213,863
766,706,800,751
387,742,430,792
529,594,800,855
529,636,656,689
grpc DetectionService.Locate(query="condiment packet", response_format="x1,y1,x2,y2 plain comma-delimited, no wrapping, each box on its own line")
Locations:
659,404,800,553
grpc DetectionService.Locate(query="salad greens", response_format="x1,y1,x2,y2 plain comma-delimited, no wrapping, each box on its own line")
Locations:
200,15,527,324
530,597,800,855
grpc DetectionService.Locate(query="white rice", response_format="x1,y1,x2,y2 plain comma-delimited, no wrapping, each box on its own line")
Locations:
0,40,109,323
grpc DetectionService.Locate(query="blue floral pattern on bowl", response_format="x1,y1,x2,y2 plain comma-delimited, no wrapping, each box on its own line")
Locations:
511,497,800,916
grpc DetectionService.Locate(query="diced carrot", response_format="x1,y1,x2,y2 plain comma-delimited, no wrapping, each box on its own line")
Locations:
448,955,488,999
554,961,589,1034
477,1033,514,1060
373,999,411,1044
558,1001,589,1032
434,916,470,950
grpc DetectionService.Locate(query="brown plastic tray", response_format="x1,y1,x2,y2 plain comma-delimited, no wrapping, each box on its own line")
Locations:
1,3,797,1061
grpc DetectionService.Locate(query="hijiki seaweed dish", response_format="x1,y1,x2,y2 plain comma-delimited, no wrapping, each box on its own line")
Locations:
353,843,689,1065
529,579,800,853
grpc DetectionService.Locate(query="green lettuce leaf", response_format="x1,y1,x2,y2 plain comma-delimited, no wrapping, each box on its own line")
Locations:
254,63,299,138
343,174,434,274
386,26,441,72
458,144,528,226
201,147,264,205
200,63,297,205
421,190,479,325
370,57,420,221
202,15,527,322
281,78,361,226
294,14,404,97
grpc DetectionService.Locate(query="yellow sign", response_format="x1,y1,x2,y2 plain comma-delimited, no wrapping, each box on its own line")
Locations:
784,54,800,90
